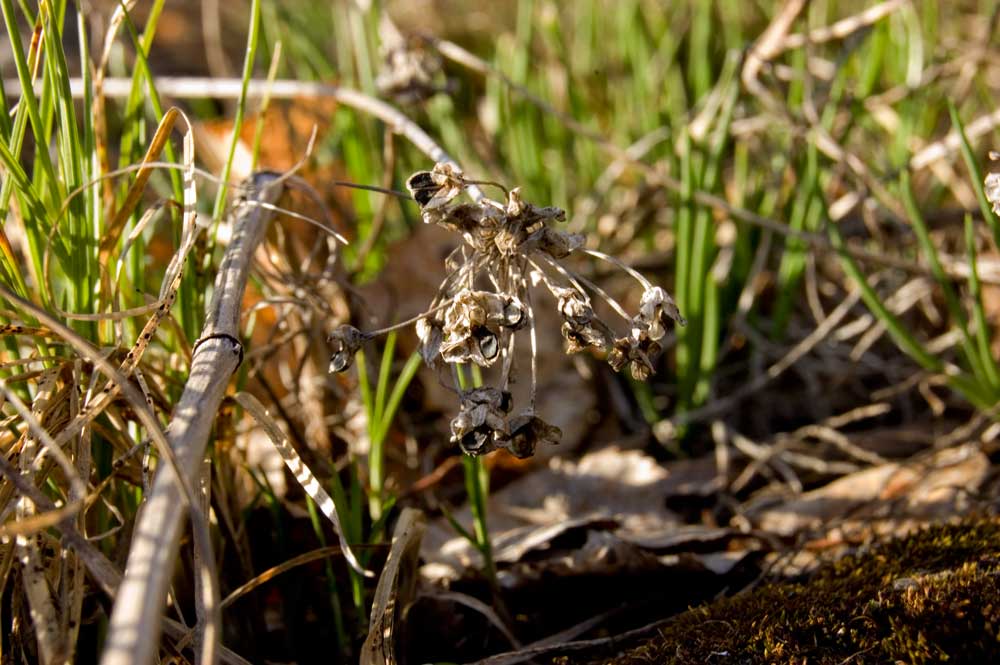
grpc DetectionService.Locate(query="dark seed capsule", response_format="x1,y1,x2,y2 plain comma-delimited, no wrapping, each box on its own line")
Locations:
502,301,524,328
475,328,499,361
499,390,513,413
405,171,438,207
460,427,491,455
328,351,353,373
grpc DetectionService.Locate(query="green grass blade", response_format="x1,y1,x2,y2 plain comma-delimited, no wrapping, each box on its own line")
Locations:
375,351,422,446
950,101,1000,250
963,214,1000,391
900,170,987,384
373,331,397,428
212,0,261,221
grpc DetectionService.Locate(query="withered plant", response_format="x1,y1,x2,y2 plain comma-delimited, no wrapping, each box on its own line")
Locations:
329,162,685,459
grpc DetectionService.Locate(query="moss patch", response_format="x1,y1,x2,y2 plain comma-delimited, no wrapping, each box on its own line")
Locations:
579,518,1000,664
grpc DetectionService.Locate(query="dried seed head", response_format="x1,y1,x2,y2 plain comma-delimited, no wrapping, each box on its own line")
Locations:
608,333,660,381
416,317,443,368
475,327,500,361
531,227,584,259
505,187,567,226
328,325,366,373
437,290,525,366
634,286,685,341
554,287,593,325
447,290,525,329
351,163,684,458
450,387,513,455
986,171,1000,217
561,320,613,354
503,412,561,458
554,287,612,352
406,163,465,211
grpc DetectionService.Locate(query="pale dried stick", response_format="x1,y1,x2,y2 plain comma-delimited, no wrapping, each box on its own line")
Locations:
778,0,905,51
99,177,287,665
742,0,808,107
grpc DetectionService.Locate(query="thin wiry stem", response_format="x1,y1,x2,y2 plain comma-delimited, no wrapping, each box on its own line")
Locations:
364,301,452,338
578,248,653,290
536,253,631,322
528,257,591,305
499,326,517,389
523,276,539,411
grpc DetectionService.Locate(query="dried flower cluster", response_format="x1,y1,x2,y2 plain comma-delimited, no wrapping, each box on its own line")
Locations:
375,15,446,104
986,152,1000,217
329,163,684,458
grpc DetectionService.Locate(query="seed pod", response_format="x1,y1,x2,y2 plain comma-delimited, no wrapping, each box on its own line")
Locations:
405,162,465,211
633,286,685,341
450,387,512,455
327,325,366,373
503,412,561,458
561,320,612,354
554,288,594,326
505,187,566,226
608,333,660,381
521,227,584,259
475,326,499,362
416,317,443,367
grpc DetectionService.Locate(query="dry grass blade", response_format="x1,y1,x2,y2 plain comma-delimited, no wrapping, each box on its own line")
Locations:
7,77,481,201
0,456,251,665
361,508,427,665
12,370,66,664
91,1,139,212
742,0,807,106
425,590,521,648
469,616,673,665
98,108,182,274
0,376,86,503
8,74,985,281
219,545,346,611
234,391,372,576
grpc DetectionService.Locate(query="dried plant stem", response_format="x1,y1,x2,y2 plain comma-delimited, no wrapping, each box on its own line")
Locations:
100,174,283,665
364,300,452,338
0,441,254,665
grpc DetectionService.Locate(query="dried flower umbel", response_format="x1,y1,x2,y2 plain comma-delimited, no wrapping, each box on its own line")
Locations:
375,15,447,104
986,151,1000,217
330,162,684,458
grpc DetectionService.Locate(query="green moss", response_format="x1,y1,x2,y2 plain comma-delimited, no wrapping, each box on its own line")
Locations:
583,518,1000,665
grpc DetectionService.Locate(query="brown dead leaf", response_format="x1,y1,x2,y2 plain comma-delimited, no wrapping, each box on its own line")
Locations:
749,443,990,538
421,447,745,584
